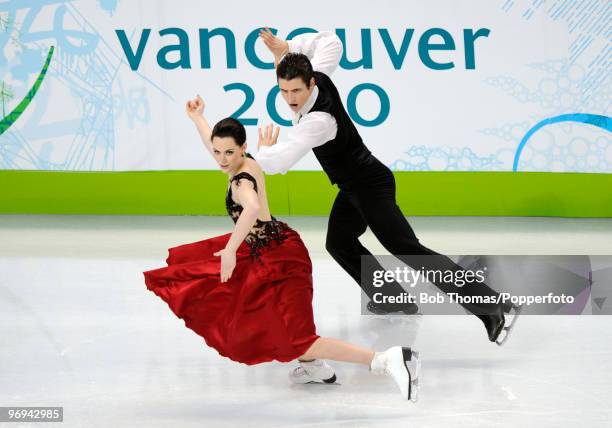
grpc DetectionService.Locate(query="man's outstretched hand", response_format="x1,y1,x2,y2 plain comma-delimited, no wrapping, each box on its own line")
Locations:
259,27,289,66
258,123,280,149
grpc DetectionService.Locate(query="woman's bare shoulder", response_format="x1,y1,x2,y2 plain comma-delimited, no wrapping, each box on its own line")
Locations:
233,159,265,189
243,158,265,179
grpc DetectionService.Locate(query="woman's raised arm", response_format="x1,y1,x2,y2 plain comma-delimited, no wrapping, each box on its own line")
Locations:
186,94,215,157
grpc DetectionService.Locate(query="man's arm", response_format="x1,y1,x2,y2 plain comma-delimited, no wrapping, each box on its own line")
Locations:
287,31,343,76
254,112,337,174
259,29,343,76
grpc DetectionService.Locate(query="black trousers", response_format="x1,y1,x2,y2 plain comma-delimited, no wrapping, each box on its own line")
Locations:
325,158,501,316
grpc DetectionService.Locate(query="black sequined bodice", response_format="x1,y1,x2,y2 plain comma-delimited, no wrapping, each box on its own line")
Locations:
225,171,289,258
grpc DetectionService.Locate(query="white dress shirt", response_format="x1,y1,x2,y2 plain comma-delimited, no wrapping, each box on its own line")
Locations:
254,32,342,175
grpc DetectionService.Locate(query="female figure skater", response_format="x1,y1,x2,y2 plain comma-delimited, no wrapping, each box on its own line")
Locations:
143,95,421,401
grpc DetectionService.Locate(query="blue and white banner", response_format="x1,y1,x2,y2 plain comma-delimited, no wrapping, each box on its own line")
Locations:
0,0,610,172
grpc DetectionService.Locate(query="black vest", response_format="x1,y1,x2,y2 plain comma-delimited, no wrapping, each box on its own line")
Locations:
309,71,373,187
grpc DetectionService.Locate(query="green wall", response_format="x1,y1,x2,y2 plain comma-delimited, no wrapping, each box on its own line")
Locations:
1,170,611,217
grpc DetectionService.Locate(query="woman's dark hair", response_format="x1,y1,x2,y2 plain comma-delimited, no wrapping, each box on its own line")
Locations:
276,53,314,86
211,117,246,146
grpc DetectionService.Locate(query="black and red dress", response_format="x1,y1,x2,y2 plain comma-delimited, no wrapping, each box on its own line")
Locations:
143,171,319,365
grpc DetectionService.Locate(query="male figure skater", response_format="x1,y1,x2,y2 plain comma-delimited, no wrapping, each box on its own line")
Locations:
254,29,520,353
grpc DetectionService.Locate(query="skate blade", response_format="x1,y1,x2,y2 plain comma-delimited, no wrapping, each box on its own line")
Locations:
301,373,339,386
365,314,423,324
302,380,342,386
410,379,420,403
402,348,421,402
496,304,523,346
409,350,421,403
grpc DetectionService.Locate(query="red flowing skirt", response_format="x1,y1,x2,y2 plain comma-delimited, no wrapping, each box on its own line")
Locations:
143,227,320,365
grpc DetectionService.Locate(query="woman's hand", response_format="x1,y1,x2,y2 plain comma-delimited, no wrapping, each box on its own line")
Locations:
213,247,237,282
186,95,205,121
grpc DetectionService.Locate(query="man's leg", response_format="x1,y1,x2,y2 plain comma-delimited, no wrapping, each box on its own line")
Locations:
357,193,501,312
326,190,417,312
342,170,512,338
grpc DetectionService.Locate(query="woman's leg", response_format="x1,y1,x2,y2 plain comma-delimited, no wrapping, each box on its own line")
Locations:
296,337,420,401
299,337,375,366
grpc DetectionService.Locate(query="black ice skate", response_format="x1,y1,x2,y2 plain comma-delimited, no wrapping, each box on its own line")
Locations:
367,300,419,315
495,303,523,346
479,302,523,346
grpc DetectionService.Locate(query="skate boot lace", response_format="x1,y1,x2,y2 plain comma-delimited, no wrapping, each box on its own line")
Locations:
292,365,312,378
370,353,389,375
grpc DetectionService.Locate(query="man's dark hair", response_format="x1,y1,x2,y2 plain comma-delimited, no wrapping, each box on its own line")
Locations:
276,53,314,86
211,117,246,146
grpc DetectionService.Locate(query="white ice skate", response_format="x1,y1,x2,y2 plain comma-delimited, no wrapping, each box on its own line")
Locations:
370,346,420,402
496,304,524,346
289,359,337,384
